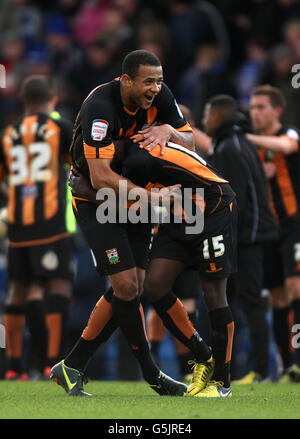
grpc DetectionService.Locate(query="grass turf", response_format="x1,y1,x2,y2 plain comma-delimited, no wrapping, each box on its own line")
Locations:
0,380,299,420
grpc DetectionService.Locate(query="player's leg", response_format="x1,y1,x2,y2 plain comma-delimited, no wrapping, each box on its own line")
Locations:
52,201,186,395
25,282,48,378
147,308,166,365
172,270,202,381
197,277,234,397
29,237,74,376
144,257,213,394
3,281,28,379
233,244,270,383
285,276,300,380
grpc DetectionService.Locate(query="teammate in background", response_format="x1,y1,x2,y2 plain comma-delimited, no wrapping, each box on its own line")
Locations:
178,104,212,157
203,94,278,383
0,75,74,380
248,85,300,382
51,50,199,396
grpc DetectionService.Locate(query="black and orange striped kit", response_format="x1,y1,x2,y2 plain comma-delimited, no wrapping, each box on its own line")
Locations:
0,113,72,245
258,126,300,224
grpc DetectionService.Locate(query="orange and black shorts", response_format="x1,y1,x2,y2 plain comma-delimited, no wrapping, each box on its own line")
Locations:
149,202,238,281
73,199,152,276
263,215,300,289
7,236,74,284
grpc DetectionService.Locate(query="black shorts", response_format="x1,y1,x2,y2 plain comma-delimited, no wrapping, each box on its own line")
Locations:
172,269,202,299
149,202,238,281
263,216,300,289
74,199,152,276
7,236,74,284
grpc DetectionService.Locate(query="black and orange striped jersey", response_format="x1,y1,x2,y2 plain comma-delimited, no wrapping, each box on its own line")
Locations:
70,78,192,177
122,141,235,218
0,113,73,245
258,126,300,224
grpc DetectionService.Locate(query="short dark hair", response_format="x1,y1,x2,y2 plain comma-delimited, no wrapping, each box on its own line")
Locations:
122,50,161,79
208,94,238,113
251,84,286,110
20,75,54,104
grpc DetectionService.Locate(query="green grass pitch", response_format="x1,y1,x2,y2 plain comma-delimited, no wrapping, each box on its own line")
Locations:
0,380,300,420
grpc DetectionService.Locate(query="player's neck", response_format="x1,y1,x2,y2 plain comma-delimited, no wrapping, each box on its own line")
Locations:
24,103,51,116
259,120,282,136
120,81,139,113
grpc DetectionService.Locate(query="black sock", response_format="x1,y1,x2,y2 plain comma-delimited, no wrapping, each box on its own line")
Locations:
208,306,234,388
112,295,159,384
65,287,118,371
25,300,47,372
292,300,300,366
152,291,211,362
273,306,293,370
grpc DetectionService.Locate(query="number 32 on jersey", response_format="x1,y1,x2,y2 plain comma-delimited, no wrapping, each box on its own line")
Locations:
9,142,52,186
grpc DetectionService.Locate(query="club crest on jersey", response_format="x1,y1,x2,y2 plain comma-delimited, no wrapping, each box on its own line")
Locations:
106,248,119,264
91,119,108,141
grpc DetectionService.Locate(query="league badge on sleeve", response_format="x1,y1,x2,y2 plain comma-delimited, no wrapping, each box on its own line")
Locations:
91,119,108,141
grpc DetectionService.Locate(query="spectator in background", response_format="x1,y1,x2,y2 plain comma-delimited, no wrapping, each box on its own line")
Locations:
44,13,81,76
178,44,236,128
136,19,180,92
67,35,122,110
258,43,300,128
235,39,269,112
71,0,111,47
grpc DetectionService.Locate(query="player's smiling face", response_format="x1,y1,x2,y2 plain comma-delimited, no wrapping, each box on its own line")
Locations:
125,64,163,111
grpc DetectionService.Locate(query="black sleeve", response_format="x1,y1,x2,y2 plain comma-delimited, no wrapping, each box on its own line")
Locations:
209,143,248,211
80,97,115,159
155,84,192,131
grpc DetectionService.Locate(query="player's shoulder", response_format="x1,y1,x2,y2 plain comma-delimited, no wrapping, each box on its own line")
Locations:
82,79,119,111
50,114,73,131
279,125,300,140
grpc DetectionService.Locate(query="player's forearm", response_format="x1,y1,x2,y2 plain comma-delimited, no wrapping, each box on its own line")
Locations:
247,133,296,154
168,126,195,151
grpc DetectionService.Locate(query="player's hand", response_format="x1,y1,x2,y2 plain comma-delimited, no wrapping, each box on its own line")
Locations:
263,162,276,179
133,124,172,155
68,168,93,199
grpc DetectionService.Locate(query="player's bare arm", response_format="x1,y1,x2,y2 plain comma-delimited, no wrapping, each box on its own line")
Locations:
247,133,298,155
86,158,180,206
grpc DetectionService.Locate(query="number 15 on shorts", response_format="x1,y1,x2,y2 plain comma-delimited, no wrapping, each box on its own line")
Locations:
203,235,225,260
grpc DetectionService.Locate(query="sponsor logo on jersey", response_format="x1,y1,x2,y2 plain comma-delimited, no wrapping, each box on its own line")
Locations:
91,119,108,141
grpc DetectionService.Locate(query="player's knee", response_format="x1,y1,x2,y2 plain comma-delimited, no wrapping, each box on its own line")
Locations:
143,276,166,302
5,282,28,306
202,280,228,311
113,278,139,301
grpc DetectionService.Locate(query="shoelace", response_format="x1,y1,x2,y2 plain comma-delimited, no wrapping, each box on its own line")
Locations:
188,360,211,383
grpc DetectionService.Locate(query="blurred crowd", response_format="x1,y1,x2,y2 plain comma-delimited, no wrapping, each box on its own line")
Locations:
1,0,300,130
1,0,300,382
